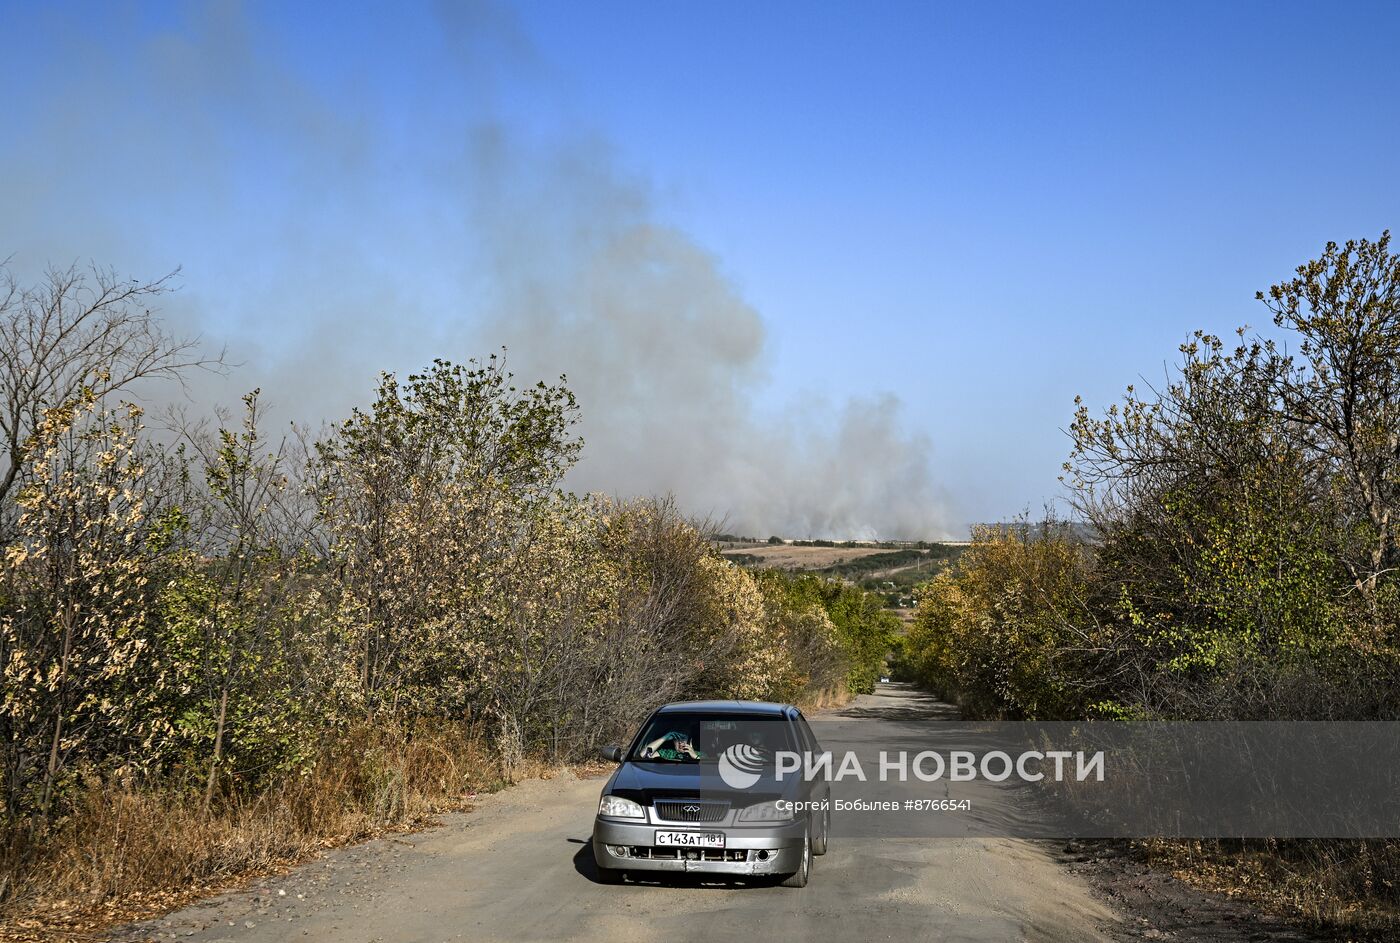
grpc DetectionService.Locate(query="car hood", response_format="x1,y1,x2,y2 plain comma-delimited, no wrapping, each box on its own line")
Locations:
605,760,795,804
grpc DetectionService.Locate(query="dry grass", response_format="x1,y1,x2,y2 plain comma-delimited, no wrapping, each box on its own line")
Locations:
1048,763,1400,933
0,721,505,941
721,545,895,570
1145,838,1400,934
797,686,854,712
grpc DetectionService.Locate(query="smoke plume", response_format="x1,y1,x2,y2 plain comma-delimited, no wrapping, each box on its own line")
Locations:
0,1,950,538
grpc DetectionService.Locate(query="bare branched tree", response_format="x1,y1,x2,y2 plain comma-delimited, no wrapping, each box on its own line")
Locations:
0,260,225,529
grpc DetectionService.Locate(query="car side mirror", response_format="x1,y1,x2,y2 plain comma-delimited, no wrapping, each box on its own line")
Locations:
599,744,624,763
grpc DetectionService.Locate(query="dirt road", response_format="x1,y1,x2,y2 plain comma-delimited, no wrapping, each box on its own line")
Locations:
118,687,1121,943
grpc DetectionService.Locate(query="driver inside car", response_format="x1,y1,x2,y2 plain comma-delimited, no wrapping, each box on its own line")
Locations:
639,730,706,760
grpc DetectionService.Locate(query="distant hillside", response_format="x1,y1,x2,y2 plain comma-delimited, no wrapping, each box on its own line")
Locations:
720,541,965,609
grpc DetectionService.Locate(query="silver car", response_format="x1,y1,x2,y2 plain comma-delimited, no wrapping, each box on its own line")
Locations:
591,700,830,888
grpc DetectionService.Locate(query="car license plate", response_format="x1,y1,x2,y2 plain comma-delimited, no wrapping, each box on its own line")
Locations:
654,830,725,848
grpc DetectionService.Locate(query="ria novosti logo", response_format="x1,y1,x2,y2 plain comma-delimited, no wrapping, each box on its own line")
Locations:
717,743,768,789
716,744,1105,790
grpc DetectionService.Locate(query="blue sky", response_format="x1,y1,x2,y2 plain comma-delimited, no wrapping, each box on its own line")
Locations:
2,1,1398,534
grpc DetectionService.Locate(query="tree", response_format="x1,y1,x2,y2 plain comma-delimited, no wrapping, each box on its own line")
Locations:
1058,235,1400,718
0,262,223,532
167,391,310,808
905,523,1100,719
313,355,581,715
1260,232,1400,614
0,393,173,816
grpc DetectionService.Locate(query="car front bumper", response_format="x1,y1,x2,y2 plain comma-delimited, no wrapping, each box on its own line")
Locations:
592,816,807,876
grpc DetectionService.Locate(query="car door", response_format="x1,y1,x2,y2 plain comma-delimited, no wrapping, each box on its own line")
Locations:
791,709,829,804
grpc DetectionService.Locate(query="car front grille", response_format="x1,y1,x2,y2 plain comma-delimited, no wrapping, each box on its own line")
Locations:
654,799,729,823
625,846,750,862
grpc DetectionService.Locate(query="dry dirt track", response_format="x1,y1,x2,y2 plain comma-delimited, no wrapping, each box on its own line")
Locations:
118,686,1122,943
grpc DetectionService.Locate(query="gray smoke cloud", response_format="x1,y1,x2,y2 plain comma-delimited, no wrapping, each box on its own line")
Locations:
0,1,951,539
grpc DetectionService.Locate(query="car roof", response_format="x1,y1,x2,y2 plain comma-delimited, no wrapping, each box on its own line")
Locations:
654,700,794,717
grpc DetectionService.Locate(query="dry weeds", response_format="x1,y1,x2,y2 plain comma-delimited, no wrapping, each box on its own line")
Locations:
0,722,506,941
1145,838,1400,935
721,545,895,570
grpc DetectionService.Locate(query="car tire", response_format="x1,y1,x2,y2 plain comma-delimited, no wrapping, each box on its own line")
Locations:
595,865,626,884
780,830,811,888
812,804,830,856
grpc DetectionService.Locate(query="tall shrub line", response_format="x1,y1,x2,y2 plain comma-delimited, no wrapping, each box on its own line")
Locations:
900,232,1400,722
895,232,1400,929
0,269,896,919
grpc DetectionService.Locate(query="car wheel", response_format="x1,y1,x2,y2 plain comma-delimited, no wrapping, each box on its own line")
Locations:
780,830,811,888
812,804,830,856
595,865,626,884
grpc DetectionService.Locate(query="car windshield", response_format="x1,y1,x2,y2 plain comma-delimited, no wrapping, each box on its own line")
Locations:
627,712,796,763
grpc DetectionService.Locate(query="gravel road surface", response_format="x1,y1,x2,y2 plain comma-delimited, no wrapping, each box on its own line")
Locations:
118,686,1121,943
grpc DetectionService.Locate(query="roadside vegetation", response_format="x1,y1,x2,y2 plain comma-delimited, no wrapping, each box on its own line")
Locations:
0,263,894,935
895,232,1400,932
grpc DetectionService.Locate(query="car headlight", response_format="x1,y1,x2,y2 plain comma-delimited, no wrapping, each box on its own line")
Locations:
598,795,645,819
737,800,794,822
